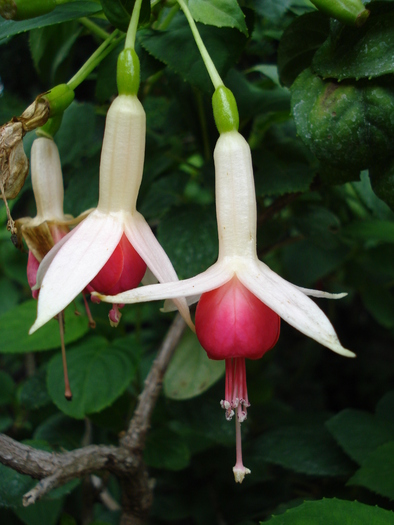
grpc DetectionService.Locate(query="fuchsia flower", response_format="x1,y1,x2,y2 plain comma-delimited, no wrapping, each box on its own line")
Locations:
29,94,193,333
16,137,71,298
95,128,355,482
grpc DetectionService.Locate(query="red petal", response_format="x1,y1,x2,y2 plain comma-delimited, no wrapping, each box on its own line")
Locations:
89,234,146,295
27,251,40,299
195,276,280,360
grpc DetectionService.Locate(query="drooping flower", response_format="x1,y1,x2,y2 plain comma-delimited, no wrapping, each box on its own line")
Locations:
16,136,91,399
15,137,72,298
29,92,193,333
94,93,355,481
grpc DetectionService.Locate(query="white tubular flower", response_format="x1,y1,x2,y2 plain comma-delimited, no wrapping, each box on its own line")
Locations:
29,94,193,333
95,129,354,360
16,137,72,298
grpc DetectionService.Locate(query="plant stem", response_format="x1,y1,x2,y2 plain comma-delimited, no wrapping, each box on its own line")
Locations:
79,17,110,41
158,3,179,30
125,0,144,49
67,30,123,91
176,0,223,90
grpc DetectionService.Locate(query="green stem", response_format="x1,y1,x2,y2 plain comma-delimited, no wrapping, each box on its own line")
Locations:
176,0,223,90
151,0,162,8
67,30,122,91
79,17,110,40
125,0,144,49
158,4,179,30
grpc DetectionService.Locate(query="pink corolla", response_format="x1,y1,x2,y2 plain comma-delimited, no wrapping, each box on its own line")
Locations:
95,127,355,481
29,94,193,333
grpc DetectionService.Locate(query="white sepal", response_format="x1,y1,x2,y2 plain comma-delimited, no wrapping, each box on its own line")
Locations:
238,260,355,358
30,210,123,333
296,286,348,299
95,261,232,305
34,224,80,289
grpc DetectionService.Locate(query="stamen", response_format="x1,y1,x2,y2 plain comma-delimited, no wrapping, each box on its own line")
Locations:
233,406,251,483
82,291,96,328
58,312,72,401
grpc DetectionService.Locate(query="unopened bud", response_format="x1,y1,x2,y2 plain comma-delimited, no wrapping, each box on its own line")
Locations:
117,48,140,96
212,86,239,134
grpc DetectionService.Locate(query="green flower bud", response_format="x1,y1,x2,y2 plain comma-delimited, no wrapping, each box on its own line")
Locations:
212,86,239,134
310,0,369,27
43,84,75,117
117,48,140,96
0,0,56,21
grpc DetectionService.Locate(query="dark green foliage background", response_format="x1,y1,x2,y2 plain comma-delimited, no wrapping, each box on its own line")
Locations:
0,0,394,524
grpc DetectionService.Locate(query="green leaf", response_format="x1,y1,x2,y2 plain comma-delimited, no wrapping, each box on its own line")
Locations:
167,393,235,446
64,156,100,216
29,21,81,85
0,277,19,315
313,12,394,81
294,206,341,249
352,171,394,220
291,69,394,171
139,171,188,220
47,336,140,419
278,11,330,87
0,300,89,354
138,15,246,92
341,220,394,244
164,330,224,400
60,514,77,525
33,413,85,450
14,498,64,525
326,409,394,465
376,391,394,433
226,68,290,120
254,424,355,476
0,2,102,43
55,102,100,168
264,498,394,524
0,370,15,405
144,427,191,471
0,464,36,508
348,441,394,499
157,204,218,279
187,0,248,35
0,416,13,433
360,285,394,329
370,156,394,212
281,240,348,287
100,0,150,32
18,366,51,410
254,0,293,21
254,148,315,196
